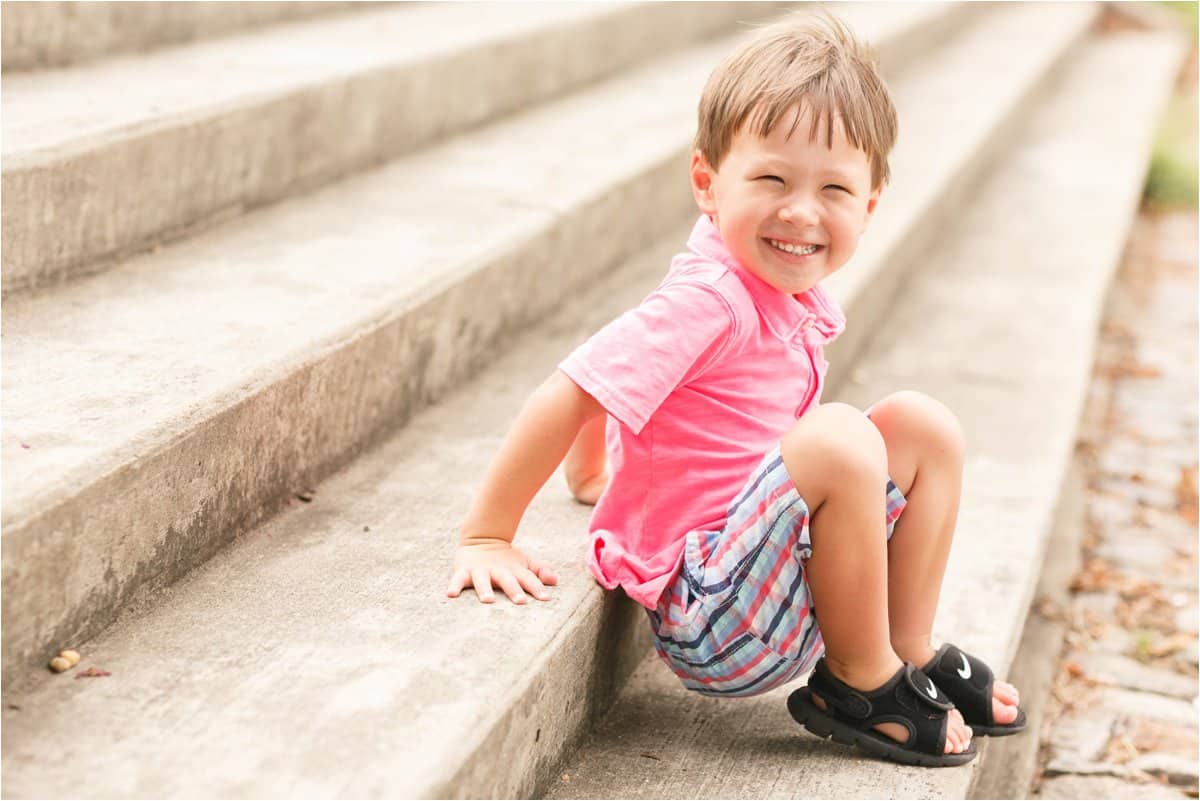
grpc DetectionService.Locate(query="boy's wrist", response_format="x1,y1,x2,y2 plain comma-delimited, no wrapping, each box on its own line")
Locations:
457,532,515,548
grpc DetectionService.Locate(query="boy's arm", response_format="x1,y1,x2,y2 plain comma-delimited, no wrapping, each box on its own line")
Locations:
448,369,605,604
564,414,609,505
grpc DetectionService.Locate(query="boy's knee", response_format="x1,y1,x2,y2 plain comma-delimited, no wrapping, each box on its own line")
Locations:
782,403,888,492
869,391,966,464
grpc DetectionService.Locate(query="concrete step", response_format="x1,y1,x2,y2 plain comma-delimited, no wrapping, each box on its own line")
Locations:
542,27,1187,801
0,1,785,296
0,2,969,692
0,4,1131,797
0,1,377,72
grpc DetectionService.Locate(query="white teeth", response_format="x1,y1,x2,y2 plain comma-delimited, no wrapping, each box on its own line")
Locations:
767,239,819,256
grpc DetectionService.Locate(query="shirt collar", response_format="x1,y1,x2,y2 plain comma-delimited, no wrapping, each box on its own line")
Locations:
686,214,845,345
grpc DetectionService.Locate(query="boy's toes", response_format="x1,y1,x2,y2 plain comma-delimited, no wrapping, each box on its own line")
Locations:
988,681,1017,724
945,709,971,753
995,679,1020,705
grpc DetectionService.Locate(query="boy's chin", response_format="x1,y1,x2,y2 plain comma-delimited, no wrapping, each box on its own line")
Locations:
747,253,835,295
755,268,823,296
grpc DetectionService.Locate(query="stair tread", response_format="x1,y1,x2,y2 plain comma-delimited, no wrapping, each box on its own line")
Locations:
0,2,1075,523
0,1,372,72
1,1,791,294
1,3,607,160
0,34,724,518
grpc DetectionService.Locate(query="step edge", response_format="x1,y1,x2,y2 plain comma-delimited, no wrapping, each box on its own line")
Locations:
0,2,782,296
0,1,388,73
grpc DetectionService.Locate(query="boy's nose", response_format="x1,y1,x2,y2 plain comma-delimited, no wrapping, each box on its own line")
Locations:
778,196,820,227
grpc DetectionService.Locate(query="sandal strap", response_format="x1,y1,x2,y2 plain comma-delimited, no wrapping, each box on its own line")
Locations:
808,658,954,756
921,643,995,726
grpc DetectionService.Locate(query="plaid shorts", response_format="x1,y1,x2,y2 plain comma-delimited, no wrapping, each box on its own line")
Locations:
646,446,908,698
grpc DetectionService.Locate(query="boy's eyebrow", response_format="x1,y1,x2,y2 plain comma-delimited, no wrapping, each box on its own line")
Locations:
820,167,864,184
745,156,790,173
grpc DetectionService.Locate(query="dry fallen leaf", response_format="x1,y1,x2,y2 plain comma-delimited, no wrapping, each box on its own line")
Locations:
1147,632,1196,658
1097,360,1163,380
1101,321,1136,339
1177,466,1198,524
1034,596,1066,622
1104,734,1141,764
1071,558,1119,592
75,667,112,679
1115,581,1178,632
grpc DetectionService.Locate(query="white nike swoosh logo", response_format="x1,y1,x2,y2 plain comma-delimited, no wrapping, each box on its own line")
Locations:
957,654,972,680
924,678,938,699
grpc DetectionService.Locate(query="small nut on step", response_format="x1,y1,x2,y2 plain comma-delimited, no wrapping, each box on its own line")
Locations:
49,657,72,673
59,650,81,667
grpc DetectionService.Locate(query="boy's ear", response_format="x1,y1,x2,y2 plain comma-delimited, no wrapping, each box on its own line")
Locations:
862,187,882,233
690,150,718,216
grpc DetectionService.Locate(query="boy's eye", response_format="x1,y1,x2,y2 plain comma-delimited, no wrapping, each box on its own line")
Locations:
755,175,785,185
825,184,849,193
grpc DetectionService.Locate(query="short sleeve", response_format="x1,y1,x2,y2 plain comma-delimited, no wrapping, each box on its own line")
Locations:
559,280,735,435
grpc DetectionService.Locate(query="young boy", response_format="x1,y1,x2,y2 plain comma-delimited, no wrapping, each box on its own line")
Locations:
446,12,1024,767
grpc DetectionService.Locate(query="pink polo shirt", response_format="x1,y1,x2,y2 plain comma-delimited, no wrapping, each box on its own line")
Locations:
558,215,846,610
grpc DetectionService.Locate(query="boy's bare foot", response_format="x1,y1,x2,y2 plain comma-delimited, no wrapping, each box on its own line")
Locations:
810,659,973,754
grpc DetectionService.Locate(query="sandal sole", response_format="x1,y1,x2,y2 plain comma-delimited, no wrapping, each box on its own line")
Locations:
787,688,977,768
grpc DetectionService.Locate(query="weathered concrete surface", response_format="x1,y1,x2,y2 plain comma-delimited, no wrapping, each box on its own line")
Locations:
543,27,1186,801
1066,651,1198,699
0,2,785,295
968,464,1086,800
0,226,692,798
819,2,1095,394
0,3,966,693
1028,209,1199,799
0,1,374,71
1036,775,1194,799
0,23,730,691
974,208,1200,801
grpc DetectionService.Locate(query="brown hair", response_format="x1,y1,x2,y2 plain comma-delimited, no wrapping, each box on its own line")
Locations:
694,11,898,189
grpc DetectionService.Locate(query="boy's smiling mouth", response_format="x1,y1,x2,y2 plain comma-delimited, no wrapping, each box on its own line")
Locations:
765,238,823,256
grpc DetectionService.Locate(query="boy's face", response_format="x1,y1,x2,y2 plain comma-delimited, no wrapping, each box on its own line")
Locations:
690,104,881,296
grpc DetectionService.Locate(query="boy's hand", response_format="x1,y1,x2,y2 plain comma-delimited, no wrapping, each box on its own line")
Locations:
446,538,558,605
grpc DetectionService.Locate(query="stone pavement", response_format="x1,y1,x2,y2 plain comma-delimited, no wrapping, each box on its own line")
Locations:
1030,210,1200,800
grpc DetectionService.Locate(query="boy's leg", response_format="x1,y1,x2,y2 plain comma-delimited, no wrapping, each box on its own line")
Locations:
867,391,1020,722
781,402,972,754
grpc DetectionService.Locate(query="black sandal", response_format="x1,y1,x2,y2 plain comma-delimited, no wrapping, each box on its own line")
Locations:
920,643,1026,737
787,658,977,767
